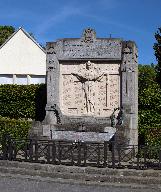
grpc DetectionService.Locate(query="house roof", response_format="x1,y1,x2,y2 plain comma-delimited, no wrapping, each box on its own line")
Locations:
0,27,45,53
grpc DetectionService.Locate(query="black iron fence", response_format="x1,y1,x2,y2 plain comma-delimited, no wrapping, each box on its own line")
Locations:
0,134,161,170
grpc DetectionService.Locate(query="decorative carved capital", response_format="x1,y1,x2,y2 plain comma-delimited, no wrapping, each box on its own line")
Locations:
122,41,138,65
123,46,132,54
47,47,56,55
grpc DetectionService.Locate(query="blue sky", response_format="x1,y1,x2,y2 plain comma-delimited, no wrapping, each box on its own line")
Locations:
0,0,161,64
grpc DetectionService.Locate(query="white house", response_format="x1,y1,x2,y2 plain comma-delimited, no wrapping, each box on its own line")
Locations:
0,27,46,85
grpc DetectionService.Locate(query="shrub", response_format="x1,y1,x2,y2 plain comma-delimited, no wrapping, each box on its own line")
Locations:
0,116,31,139
0,84,46,120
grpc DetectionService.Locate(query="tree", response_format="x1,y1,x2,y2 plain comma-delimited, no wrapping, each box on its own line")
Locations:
138,64,157,91
0,26,15,46
154,27,161,85
138,64,161,145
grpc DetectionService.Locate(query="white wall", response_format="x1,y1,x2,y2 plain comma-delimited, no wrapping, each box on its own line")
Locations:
0,29,46,75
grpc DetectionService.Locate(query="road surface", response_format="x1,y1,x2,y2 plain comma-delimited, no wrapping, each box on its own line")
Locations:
0,173,160,192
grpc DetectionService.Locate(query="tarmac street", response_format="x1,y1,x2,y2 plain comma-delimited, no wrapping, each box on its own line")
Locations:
0,173,160,192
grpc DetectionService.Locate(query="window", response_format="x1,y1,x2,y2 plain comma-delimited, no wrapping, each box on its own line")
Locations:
30,75,45,84
0,75,13,84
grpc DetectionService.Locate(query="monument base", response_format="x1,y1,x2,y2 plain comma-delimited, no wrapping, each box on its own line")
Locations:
52,131,115,142
45,126,116,142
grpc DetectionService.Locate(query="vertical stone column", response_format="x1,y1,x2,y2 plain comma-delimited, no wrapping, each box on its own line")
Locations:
45,43,60,124
120,41,138,146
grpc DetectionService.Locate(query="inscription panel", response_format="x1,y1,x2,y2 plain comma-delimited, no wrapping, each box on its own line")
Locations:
55,39,122,59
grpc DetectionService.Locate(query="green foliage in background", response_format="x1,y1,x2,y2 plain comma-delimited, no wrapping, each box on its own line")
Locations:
0,84,46,120
138,64,161,145
154,27,161,86
0,26,15,46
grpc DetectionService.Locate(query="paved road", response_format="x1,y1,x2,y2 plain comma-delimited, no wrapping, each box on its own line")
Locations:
0,173,160,192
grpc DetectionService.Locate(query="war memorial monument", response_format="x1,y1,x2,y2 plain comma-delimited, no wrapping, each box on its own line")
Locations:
33,28,138,146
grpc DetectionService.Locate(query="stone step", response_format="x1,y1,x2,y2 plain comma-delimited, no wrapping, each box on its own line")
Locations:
0,160,161,186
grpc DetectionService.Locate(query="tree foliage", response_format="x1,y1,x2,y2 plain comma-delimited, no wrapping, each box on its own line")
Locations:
138,64,157,91
0,26,15,46
154,27,161,85
138,64,161,145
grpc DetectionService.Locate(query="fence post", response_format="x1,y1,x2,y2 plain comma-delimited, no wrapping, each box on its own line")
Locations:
77,141,81,166
8,135,13,161
83,142,87,166
137,145,140,170
143,146,147,169
1,134,8,160
24,140,28,161
58,141,62,164
97,143,100,167
112,141,115,168
52,141,56,164
118,146,121,167
103,141,108,167
71,142,74,166
47,141,51,163
12,140,17,161
34,140,38,162
132,145,135,167
29,139,33,162
159,149,161,169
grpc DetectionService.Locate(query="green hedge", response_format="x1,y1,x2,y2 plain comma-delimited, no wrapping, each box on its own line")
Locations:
0,84,46,120
0,116,32,139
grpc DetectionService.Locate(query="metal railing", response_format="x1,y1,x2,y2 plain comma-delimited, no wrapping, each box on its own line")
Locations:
0,135,161,170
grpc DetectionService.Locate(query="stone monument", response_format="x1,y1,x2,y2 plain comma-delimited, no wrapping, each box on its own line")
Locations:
36,28,138,145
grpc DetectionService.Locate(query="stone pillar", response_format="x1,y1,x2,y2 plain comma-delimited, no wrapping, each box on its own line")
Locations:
120,41,138,146
45,43,60,125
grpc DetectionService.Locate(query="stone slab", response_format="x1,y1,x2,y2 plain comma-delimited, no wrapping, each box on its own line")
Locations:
51,129,116,142
54,39,122,60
